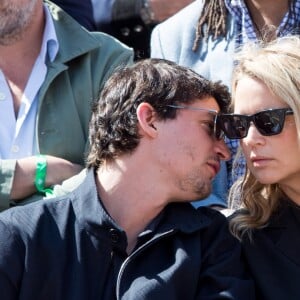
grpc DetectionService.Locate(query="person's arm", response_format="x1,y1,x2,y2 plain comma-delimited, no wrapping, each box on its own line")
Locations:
11,156,83,200
0,156,83,210
0,159,17,210
196,209,255,299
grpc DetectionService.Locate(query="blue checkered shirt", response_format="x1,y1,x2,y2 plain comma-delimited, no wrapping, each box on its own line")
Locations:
224,0,300,187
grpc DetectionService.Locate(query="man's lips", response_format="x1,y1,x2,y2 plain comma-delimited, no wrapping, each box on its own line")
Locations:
207,161,220,175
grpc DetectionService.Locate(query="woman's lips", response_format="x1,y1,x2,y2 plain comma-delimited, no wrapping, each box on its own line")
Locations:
250,156,272,167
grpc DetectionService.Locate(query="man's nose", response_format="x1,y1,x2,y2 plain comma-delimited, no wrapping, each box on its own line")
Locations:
214,138,231,161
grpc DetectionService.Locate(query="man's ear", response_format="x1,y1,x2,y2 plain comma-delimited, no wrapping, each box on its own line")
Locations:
136,102,158,138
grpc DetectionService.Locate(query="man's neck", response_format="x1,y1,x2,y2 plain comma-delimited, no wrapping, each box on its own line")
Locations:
0,10,44,74
0,2,45,116
96,159,166,254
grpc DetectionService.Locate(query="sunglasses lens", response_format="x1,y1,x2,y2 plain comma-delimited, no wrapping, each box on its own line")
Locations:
218,115,248,139
215,123,224,140
254,110,284,135
218,108,293,139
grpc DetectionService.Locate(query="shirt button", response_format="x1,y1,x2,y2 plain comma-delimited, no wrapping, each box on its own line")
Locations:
109,228,119,244
134,25,144,33
121,27,130,37
11,145,19,153
0,92,6,100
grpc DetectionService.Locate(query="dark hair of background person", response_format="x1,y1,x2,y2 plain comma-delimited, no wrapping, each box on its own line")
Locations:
192,0,295,51
192,0,227,51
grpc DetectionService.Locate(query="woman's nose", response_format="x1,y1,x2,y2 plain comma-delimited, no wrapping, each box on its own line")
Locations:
242,123,266,146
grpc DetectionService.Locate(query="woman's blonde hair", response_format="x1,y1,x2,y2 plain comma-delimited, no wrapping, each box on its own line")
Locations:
229,35,300,240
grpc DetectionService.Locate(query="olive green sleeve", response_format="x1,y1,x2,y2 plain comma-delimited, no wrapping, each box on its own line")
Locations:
0,159,17,211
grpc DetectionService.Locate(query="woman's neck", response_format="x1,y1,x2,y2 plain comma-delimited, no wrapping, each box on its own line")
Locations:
245,0,290,41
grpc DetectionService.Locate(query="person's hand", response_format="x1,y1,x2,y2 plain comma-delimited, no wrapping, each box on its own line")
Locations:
11,155,84,200
149,0,193,22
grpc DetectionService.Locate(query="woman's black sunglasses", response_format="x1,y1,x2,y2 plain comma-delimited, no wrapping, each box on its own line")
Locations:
216,108,294,139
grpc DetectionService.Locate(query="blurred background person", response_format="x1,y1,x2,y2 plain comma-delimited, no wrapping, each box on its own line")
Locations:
52,0,194,59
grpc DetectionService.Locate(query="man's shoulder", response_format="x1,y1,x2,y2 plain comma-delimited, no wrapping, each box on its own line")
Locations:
0,195,74,236
166,203,228,233
196,205,228,220
197,206,230,231
0,170,97,242
195,206,234,241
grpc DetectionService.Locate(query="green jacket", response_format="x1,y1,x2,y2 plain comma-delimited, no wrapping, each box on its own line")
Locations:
0,0,133,210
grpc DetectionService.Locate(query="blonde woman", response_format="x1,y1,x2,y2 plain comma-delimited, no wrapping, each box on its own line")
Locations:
217,35,300,300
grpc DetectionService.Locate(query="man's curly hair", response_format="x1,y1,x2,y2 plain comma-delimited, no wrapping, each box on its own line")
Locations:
87,58,230,169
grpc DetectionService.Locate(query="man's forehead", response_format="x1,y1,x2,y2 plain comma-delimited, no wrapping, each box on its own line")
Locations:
189,97,221,112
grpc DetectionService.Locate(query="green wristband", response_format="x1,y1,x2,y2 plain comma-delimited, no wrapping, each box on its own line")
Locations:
35,155,53,197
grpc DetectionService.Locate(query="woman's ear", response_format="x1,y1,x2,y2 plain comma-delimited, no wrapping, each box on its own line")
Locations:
136,102,158,138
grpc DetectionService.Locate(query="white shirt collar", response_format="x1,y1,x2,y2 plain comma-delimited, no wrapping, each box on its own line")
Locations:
41,4,59,63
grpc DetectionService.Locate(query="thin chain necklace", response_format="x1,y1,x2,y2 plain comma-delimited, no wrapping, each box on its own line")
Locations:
247,1,291,42
252,20,277,41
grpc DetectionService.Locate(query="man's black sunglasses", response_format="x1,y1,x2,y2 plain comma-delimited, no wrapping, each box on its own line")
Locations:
216,108,294,139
